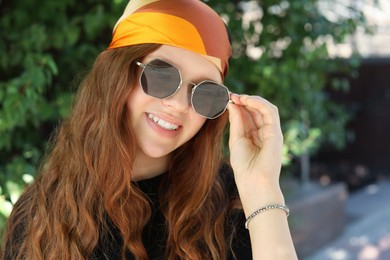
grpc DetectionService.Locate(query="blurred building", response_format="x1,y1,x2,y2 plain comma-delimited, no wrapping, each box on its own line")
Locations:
318,0,390,188
327,0,390,58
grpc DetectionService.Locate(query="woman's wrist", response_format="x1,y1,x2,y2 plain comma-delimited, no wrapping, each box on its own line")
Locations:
245,204,290,229
237,183,286,217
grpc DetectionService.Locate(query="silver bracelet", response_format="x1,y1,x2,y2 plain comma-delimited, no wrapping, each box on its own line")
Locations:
245,204,290,229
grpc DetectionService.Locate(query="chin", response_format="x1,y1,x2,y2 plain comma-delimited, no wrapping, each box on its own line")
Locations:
141,146,174,159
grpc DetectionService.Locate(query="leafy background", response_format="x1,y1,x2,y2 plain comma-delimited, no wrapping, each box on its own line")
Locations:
0,0,372,235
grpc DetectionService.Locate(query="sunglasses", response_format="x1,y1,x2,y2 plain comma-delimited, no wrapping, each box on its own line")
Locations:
136,59,231,119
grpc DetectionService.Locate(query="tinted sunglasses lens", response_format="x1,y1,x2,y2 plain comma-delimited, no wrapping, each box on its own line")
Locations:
192,82,230,118
140,59,180,99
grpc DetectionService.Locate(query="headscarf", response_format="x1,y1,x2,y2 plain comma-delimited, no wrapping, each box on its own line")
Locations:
108,0,231,77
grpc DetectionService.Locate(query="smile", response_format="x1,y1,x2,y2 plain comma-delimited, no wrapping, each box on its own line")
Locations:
148,113,179,130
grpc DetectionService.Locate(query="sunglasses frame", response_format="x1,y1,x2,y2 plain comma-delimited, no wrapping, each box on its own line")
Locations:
136,58,231,119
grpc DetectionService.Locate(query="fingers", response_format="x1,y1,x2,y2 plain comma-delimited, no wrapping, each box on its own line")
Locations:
229,93,281,128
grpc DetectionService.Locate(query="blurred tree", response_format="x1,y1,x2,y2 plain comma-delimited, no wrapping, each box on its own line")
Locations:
207,0,372,185
0,0,127,233
0,0,373,234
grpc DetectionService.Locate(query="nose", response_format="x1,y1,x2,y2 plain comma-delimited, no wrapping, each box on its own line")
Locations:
162,82,191,113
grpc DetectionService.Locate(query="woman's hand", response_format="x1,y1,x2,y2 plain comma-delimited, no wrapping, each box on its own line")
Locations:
228,94,283,184
227,93,285,210
228,93,298,259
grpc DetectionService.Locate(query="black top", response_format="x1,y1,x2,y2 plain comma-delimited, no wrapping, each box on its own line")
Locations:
5,167,252,259
91,168,252,259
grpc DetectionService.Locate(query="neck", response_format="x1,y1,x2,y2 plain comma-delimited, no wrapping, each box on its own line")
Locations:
132,151,169,181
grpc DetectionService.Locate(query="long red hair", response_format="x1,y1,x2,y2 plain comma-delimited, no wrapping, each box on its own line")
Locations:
1,44,233,259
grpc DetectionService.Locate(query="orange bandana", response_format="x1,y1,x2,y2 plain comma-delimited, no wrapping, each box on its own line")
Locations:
108,0,231,77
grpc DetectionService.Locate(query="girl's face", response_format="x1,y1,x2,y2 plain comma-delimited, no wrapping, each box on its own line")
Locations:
127,45,223,161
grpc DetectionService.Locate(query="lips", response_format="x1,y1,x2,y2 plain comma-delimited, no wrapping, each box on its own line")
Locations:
147,113,179,130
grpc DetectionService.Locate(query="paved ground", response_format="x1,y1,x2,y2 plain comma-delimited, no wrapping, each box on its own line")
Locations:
305,180,390,260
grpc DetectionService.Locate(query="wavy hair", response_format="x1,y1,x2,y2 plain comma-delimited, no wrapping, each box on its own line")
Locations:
1,44,232,259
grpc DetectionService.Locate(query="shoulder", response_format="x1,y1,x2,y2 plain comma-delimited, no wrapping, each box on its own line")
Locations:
218,162,253,259
217,162,234,185
217,162,238,198
2,215,27,259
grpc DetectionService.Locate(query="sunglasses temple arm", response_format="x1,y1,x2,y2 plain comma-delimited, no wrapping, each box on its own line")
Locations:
228,91,235,104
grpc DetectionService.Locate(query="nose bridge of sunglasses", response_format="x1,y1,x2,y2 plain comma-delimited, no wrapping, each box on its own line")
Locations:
163,80,194,107
181,79,196,89
172,78,192,97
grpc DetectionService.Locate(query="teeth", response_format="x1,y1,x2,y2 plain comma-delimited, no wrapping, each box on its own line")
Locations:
148,113,179,130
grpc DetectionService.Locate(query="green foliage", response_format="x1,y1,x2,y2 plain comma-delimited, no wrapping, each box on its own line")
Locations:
0,0,372,234
207,0,370,163
0,0,127,233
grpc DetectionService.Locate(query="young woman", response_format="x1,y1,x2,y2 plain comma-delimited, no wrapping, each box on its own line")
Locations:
1,0,297,259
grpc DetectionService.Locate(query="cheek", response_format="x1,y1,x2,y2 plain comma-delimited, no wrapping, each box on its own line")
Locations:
189,114,207,135
127,85,143,104
127,85,152,114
